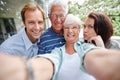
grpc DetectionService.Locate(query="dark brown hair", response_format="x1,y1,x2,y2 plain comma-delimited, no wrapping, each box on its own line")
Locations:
21,2,45,22
88,12,113,44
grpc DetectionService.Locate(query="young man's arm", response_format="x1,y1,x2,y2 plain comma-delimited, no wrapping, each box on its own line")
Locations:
84,49,120,80
0,54,54,80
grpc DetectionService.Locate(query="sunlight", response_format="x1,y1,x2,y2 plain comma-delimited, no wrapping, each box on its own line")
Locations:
69,0,85,5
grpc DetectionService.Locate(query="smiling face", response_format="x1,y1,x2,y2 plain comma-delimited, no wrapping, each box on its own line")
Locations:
49,5,66,34
83,17,97,41
24,9,44,43
64,22,80,44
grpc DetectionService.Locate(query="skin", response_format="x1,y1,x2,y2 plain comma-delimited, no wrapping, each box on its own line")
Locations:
63,22,80,54
83,17,105,47
83,17,97,41
0,54,27,80
49,5,66,34
24,9,44,43
0,54,53,80
84,49,120,80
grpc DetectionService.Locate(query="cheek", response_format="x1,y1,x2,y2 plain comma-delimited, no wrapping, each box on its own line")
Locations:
40,24,44,29
76,30,80,35
89,30,97,37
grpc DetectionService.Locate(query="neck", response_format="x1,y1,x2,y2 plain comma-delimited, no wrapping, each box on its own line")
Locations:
65,43,76,54
52,28,63,35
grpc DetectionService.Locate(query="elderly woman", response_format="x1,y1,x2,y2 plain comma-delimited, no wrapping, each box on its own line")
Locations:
37,14,96,80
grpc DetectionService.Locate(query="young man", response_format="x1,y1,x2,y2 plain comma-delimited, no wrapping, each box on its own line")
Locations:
0,2,45,59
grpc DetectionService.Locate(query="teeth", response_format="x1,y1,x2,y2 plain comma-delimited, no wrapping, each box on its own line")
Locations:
32,31,40,35
67,34,74,37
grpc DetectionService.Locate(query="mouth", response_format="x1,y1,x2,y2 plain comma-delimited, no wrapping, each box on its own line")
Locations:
32,30,41,36
67,33,75,37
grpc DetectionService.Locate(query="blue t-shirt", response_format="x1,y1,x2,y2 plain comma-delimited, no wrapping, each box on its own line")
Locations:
38,27,65,54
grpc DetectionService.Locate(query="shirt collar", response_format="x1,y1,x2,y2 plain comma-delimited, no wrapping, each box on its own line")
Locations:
21,28,33,50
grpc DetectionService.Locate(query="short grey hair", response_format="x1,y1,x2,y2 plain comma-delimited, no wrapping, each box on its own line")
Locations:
48,0,68,15
63,14,81,27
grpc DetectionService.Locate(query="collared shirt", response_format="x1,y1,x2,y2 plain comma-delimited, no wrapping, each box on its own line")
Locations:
37,27,65,54
37,41,97,80
0,29,38,59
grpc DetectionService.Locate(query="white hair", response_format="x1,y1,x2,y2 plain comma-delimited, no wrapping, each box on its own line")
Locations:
63,14,81,27
48,0,68,15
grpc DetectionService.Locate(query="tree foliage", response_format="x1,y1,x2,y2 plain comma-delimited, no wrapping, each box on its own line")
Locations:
68,0,120,36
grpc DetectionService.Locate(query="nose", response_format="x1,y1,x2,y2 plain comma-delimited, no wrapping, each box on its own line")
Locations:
83,27,88,33
68,28,73,33
55,17,62,23
35,23,40,30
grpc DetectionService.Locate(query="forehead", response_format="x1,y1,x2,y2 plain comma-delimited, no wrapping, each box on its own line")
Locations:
64,22,79,27
50,5,65,14
24,9,43,20
85,17,94,24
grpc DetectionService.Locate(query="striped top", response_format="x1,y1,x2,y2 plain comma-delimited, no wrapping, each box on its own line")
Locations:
37,27,65,54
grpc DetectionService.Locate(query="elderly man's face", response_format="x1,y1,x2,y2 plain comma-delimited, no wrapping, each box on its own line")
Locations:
49,5,66,34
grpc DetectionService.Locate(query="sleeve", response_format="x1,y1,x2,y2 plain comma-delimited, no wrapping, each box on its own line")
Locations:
0,42,15,55
78,43,99,73
36,48,62,80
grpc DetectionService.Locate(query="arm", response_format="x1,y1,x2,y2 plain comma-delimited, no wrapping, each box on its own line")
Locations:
0,54,27,80
29,57,54,80
88,35,105,48
84,49,120,80
0,54,54,80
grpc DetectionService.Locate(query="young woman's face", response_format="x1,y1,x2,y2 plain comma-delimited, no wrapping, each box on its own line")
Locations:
83,17,97,41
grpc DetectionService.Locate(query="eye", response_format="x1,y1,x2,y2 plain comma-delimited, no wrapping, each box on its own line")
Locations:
83,24,86,28
59,14,65,18
28,21,34,24
72,26,78,29
38,21,44,24
88,25,94,29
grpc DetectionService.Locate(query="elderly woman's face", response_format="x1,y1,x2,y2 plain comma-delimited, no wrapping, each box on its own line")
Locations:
64,22,80,44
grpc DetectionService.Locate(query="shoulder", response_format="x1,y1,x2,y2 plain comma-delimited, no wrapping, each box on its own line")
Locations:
75,41,96,49
41,27,52,36
0,31,25,50
40,28,53,39
106,36,120,49
1,33,21,45
111,36,120,43
75,41,97,55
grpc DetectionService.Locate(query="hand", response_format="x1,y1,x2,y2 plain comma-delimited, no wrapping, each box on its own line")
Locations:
88,35,105,48
0,54,27,80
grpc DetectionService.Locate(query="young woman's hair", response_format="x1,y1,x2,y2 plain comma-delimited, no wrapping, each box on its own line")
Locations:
88,12,113,44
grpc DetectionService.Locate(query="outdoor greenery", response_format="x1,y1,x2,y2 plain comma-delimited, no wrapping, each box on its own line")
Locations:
68,0,120,36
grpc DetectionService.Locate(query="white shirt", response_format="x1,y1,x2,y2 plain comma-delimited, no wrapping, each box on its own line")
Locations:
57,52,95,80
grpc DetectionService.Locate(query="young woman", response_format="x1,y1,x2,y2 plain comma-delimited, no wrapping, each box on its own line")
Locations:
83,12,120,49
